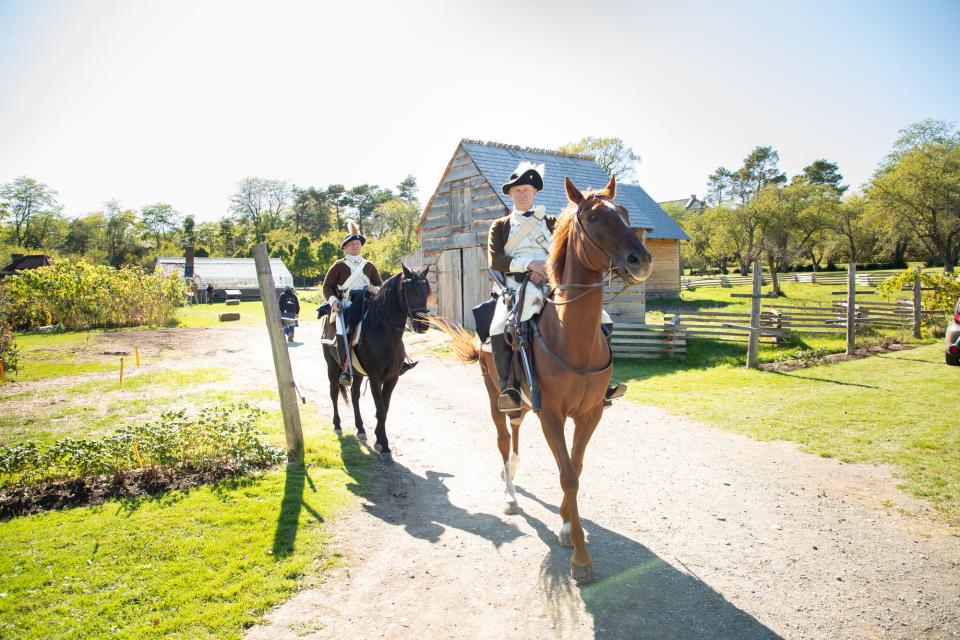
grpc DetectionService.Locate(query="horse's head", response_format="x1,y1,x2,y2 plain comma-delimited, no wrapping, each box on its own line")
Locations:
400,263,431,333
557,175,653,284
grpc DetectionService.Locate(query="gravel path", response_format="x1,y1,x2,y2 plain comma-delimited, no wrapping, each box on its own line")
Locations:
92,322,959,640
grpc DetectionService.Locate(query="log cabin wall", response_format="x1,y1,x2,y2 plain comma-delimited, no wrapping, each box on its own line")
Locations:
644,237,681,294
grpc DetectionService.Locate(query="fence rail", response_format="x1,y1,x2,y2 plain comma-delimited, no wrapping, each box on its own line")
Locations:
682,269,907,289
610,322,686,359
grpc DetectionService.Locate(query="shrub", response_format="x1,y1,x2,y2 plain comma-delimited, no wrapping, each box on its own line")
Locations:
0,403,283,488
877,269,960,326
0,286,18,377
0,259,185,330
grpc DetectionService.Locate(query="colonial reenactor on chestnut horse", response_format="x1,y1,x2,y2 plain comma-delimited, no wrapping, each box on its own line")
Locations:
322,219,383,385
487,161,624,414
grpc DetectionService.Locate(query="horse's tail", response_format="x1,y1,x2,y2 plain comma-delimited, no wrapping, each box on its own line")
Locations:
338,383,348,404
428,317,481,364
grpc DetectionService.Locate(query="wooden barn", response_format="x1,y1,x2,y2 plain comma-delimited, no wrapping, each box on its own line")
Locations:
414,139,687,329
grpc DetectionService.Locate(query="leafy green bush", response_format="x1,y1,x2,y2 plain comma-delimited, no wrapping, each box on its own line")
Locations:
0,403,282,487
1,259,185,330
877,269,960,322
0,286,18,378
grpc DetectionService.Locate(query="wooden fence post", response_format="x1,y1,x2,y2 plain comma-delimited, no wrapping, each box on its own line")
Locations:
747,259,762,369
846,262,856,356
254,243,304,463
912,266,922,339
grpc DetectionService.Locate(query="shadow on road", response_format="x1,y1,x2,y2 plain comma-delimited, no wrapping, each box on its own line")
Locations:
516,487,782,640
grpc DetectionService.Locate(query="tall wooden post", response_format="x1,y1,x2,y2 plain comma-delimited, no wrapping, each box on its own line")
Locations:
254,244,304,463
912,266,922,339
846,262,856,356
747,258,762,369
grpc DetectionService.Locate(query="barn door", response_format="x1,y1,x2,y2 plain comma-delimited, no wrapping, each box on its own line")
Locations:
436,245,488,329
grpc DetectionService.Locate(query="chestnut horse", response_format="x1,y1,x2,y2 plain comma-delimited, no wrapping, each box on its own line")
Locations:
439,175,652,582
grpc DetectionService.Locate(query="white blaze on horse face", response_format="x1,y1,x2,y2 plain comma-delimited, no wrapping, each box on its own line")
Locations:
602,200,618,211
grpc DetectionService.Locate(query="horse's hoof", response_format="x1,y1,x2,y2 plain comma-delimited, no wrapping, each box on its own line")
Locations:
503,501,520,515
374,442,391,455
333,426,342,435
572,562,595,584
559,528,572,547
356,430,366,440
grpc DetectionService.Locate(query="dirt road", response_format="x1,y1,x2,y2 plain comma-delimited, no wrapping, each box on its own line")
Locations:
80,322,959,639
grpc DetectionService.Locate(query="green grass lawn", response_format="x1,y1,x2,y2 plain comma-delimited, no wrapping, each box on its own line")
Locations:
0,410,372,639
0,326,371,639
173,301,267,328
615,341,957,524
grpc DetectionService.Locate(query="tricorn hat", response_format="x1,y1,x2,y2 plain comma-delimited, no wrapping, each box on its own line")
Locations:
501,161,545,195
340,219,366,250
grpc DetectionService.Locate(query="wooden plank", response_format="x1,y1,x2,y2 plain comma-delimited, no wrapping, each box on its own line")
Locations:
461,244,489,331
253,243,303,463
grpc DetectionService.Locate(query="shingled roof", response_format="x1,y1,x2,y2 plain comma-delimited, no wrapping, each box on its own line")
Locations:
450,140,656,230
617,184,690,240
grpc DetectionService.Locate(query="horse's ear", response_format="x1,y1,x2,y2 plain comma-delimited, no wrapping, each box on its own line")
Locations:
565,177,585,206
600,174,617,199
419,265,430,278
401,263,413,279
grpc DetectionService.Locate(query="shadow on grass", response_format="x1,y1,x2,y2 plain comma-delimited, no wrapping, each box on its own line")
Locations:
613,339,747,382
766,371,878,389
645,295,739,313
515,487,781,640
271,461,326,558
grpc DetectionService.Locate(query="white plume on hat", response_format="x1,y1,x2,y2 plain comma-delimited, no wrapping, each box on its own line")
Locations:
513,160,545,178
345,219,360,235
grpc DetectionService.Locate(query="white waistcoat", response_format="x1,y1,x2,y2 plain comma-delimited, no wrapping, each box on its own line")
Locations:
506,206,551,288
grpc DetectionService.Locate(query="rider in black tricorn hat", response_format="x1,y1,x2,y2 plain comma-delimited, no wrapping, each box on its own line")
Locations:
501,164,544,195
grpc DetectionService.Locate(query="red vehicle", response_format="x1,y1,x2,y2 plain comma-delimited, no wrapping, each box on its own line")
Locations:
946,297,960,366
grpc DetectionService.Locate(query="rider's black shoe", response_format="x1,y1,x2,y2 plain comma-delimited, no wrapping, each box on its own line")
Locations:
399,360,417,376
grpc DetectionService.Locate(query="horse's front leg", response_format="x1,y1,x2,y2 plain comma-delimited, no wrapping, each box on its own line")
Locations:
540,407,594,584
483,357,520,514
372,376,397,454
327,352,343,434
350,376,365,439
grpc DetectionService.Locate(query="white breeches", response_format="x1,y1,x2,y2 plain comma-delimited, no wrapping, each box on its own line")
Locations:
490,282,547,336
489,283,612,336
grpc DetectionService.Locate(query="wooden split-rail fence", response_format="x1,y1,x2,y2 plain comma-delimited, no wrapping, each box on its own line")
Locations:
682,270,905,290
609,322,686,359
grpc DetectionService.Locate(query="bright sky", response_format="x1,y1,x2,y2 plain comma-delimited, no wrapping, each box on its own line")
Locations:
1,0,958,221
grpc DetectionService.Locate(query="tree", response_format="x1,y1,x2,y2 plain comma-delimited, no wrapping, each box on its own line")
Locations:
868,136,960,271
290,236,318,285
732,146,787,205
706,167,734,206
140,203,180,249
230,177,290,242
397,175,419,205
103,202,141,266
348,184,393,237
557,137,641,179
828,193,876,263
800,159,847,194
64,213,106,256
289,186,333,238
0,176,60,246
182,215,196,245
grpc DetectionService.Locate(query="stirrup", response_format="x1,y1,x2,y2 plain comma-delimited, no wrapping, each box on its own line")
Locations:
605,381,626,401
339,368,352,385
497,388,521,413
399,360,417,375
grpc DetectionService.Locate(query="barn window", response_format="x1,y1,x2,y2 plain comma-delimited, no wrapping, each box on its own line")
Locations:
450,180,472,231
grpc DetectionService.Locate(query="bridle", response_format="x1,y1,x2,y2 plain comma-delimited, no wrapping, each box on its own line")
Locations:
547,196,634,307
381,276,429,331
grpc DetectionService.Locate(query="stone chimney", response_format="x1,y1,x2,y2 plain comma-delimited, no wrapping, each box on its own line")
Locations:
184,245,195,278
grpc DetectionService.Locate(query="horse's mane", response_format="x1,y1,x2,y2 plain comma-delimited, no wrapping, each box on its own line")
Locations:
546,186,616,283
367,272,405,323
546,203,577,284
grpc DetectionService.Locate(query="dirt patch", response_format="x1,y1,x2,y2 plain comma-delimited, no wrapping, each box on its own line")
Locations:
762,342,918,373
0,460,275,518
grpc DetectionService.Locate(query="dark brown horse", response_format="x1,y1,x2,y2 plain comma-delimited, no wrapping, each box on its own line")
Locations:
324,263,431,454
439,175,652,582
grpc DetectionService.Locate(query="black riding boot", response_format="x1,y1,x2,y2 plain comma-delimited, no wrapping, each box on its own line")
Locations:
337,334,352,385
491,333,520,412
602,322,626,403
